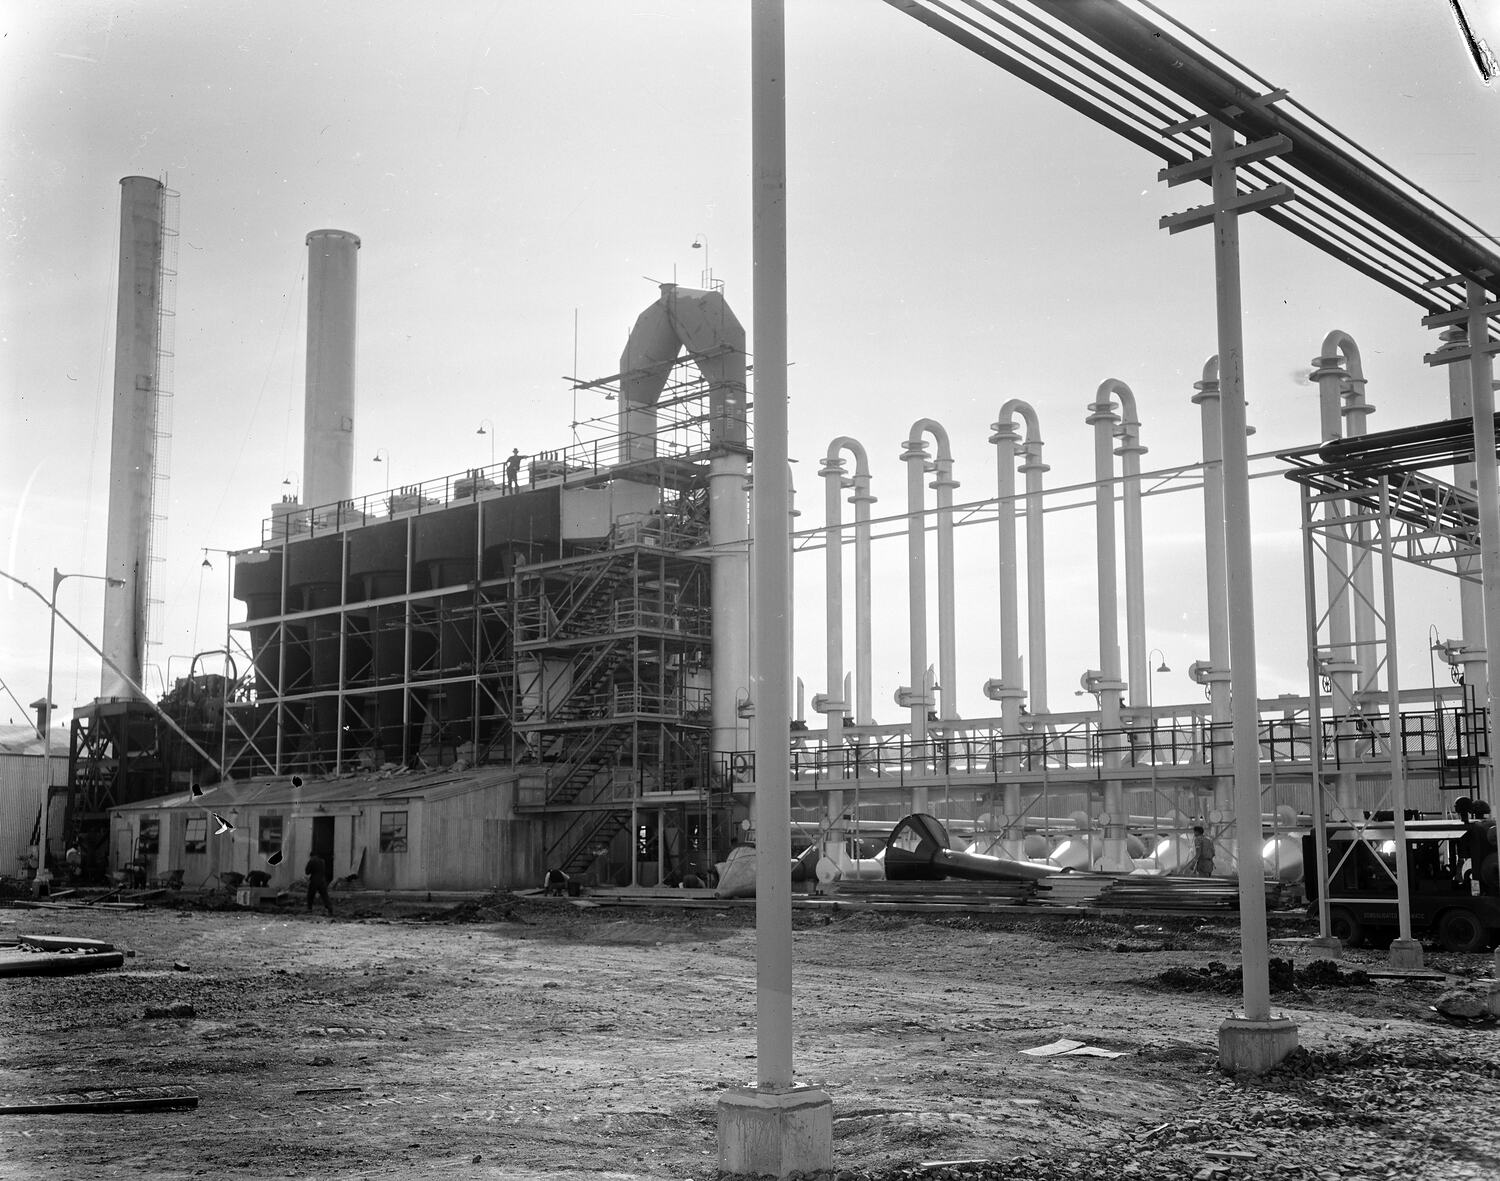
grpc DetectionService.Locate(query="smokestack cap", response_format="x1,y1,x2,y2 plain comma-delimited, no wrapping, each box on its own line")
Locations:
306,229,361,248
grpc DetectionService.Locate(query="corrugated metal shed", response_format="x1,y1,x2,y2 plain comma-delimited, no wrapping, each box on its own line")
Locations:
108,765,542,893
0,752,47,879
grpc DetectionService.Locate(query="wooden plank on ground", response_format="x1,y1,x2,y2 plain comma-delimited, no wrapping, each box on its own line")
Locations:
0,1085,198,1115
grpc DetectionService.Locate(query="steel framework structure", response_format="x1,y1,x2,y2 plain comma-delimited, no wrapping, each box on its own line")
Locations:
219,361,735,880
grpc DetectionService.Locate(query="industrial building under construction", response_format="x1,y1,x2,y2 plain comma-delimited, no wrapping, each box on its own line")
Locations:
48,177,1491,909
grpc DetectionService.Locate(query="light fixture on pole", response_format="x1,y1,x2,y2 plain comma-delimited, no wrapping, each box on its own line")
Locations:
691,234,710,287
372,448,392,490
1147,648,1170,711
477,420,495,467
37,567,124,895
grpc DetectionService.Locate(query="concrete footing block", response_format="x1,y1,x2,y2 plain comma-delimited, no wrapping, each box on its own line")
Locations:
1308,935,1344,955
1218,1016,1298,1075
1388,938,1424,970
717,1085,832,1178
1486,979,1500,1018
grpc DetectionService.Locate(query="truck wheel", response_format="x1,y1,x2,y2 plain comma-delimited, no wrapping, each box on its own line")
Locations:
1329,906,1363,947
1439,909,1487,954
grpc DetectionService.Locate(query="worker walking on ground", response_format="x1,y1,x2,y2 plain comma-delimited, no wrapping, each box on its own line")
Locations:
305,852,334,916
505,448,522,492
1192,825,1215,877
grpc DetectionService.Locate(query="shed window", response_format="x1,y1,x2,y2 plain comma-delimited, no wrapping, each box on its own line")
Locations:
184,816,207,855
380,811,408,853
258,815,283,856
137,816,160,856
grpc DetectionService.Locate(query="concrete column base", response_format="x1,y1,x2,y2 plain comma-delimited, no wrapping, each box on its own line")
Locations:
1388,938,1424,970
718,1086,832,1178
1308,935,1344,955
1218,1016,1298,1075
1487,979,1500,1018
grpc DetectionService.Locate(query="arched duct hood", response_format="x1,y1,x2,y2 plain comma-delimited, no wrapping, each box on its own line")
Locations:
1309,331,1376,699
1192,358,1232,741
1310,331,1372,442
989,400,1049,722
1087,380,1141,873
818,437,876,745
987,401,1048,860
901,419,959,746
618,284,747,461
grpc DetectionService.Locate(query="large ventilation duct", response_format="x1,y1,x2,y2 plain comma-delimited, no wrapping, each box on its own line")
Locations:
619,284,751,760
1192,358,1233,820
816,437,873,870
1311,331,1377,700
303,230,360,512
100,176,165,701
988,401,1047,858
618,284,748,461
1440,324,1490,706
900,419,958,815
818,437,875,733
1088,381,1134,873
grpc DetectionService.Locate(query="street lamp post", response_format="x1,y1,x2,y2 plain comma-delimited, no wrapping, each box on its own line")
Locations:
372,448,393,492
476,420,495,467
691,234,711,287
1147,648,1170,866
37,567,124,894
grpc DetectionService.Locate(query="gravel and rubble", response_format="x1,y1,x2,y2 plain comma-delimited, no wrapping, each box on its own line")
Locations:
0,895,1496,1180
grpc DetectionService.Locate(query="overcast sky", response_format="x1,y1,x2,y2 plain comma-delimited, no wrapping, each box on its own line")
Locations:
3,0,1499,733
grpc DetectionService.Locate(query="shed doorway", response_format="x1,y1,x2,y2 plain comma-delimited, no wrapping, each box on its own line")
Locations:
312,816,335,875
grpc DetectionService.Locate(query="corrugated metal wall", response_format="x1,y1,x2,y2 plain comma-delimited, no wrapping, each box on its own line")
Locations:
0,754,49,878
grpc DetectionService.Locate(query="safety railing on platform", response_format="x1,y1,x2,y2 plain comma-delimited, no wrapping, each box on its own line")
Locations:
712,700,1483,788
261,407,741,545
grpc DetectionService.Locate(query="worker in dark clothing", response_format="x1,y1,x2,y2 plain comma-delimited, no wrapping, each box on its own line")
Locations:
1192,825,1215,877
305,853,334,915
505,448,522,491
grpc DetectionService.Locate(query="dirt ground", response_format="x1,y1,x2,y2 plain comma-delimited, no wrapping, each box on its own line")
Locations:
2,893,1498,1181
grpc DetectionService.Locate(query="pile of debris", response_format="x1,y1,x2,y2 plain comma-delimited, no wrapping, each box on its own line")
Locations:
1153,956,1371,995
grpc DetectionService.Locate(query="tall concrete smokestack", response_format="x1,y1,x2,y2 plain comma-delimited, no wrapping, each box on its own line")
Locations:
100,176,165,700
303,229,360,511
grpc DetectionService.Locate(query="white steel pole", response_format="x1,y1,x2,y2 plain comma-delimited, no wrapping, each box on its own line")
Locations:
1444,325,1489,708
902,433,931,813
1210,118,1271,1022
1466,279,1500,800
750,0,793,1092
1193,359,1232,812
933,440,958,722
821,451,846,754
1089,383,1128,870
1021,418,1050,714
1115,387,1148,710
993,409,1025,855
851,454,875,726
1379,477,1421,966
37,571,63,892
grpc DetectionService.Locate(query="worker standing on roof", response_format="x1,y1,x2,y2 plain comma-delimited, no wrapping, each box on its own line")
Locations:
505,448,522,492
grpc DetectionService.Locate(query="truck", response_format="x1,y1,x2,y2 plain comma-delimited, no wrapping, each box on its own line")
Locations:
1302,813,1500,953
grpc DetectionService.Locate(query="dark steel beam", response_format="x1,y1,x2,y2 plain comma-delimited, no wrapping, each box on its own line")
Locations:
1029,0,1500,288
